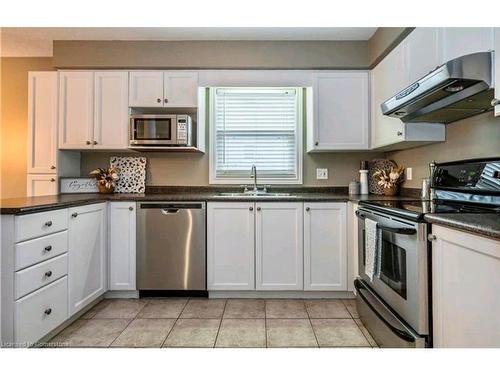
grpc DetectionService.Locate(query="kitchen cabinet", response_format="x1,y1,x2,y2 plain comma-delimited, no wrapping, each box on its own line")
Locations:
207,202,255,290
439,27,494,64
59,71,129,150
68,203,107,315
431,225,500,347
27,72,58,174
58,71,94,149
347,202,359,292
109,202,136,291
129,71,198,108
26,174,58,197
255,202,303,290
405,28,441,83
304,202,347,291
308,72,369,151
493,28,500,116
93,71,129,149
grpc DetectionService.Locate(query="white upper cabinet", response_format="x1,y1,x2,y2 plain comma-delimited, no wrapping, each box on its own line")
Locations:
207,202,255,291
27,72,58,174
128,71,164,107
58,71,94,149
439,27,494,64
255,202,303,291
93,71,129,149
493,28,500,116
405,27,441,83
129,71,198,107
109,202,136,291
308,72,369,151
303,202,347,291
68,203,106,316
163,71,199,107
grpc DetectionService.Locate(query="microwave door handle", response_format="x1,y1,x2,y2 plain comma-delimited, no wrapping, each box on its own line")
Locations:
355,211,416,235
354,280,416,343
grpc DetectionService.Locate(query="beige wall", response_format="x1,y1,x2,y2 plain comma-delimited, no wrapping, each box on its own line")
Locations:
0,57,54,199
388,112,500,188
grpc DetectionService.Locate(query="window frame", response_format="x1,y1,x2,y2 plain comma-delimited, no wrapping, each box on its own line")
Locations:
208,87,303,185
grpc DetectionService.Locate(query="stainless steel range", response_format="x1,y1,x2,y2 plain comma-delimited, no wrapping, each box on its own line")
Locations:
355,157,500,348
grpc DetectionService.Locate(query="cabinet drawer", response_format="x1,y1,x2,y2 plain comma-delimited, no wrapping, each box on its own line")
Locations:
15,230,68,271
15,254,68,299
15,209,68,242
15,276,68,345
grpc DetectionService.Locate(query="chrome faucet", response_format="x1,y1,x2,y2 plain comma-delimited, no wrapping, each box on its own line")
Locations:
251,164,258,192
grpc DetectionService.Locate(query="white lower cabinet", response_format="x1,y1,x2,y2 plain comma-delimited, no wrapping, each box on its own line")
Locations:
432,225,500,348
207,202,255,290
303,202,347,291
109,202,136,291
255,202,303,291
68,203,107,315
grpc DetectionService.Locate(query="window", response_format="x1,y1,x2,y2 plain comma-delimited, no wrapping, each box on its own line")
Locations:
209,87,303,184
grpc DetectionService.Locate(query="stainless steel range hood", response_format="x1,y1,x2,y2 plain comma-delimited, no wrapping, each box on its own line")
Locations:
381,52,494,124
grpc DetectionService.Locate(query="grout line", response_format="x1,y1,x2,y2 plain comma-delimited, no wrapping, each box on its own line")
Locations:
107,318,136,348
353,318,375,348
160,297,190,348
303,299,320,348
213,299,227,348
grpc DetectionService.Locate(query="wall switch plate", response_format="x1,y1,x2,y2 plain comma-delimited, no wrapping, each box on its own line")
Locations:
316,168,328,180
406,167,413,181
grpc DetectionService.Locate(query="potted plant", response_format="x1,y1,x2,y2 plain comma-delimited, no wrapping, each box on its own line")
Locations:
373,165,405,196
89,167,120,194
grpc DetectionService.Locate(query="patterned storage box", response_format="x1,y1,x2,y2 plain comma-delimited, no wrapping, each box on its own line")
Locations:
110,157,147,193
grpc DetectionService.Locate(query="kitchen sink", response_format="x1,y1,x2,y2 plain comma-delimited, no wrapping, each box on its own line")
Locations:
215,192,296,198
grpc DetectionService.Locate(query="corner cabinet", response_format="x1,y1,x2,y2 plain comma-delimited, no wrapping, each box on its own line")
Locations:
109,202,136,291
431,225,500,347
68,203,107,315
307,72,369,151
303,202,347,291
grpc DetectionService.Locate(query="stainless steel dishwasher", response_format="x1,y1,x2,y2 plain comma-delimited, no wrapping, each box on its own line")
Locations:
137,202,206,291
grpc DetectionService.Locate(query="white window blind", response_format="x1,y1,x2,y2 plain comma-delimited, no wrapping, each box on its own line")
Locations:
212,87,301,181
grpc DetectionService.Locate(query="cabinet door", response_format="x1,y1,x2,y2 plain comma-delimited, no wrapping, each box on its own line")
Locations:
26,174,58,197
27,72,58,174
163,71,198,107
207,202,255,290
304,202,347,291
128,71,164,107
94,71,129,149
58,71,94,149
439,27,494,64
255,202,303,290
311,72,369,151
405,28,441,83
494,28,500,116
109,202,136,291
432,225,500,347
68,203,106,315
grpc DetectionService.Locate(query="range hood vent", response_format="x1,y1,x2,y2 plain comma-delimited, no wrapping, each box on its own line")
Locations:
381,52,494,124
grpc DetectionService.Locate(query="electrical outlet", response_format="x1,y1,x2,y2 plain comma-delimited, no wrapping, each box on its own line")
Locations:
406,167,413,181
316,168,328,180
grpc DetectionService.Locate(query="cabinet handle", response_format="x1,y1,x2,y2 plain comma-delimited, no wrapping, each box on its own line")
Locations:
249,207,253,211
315,141,319,146
50,178,56,182
257,207,261,211
44,308,52,315
50,165,56,170
164,98,169,103
397,131,403,136
93,141,98,145
427,234,437,241
44,221,52,227
306,207,310,212
157,98,161,103
71,212,78,218
129,206,134,211
44,245,52,252
491,98,499,106
86,141,91,145
45,270,53,278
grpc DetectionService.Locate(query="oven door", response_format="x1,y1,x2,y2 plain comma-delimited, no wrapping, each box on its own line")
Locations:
130,115,178,145
356,208,429,335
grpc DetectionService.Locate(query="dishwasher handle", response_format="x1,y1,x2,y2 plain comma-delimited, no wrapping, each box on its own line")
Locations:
162,208,179,215
140,203,204,210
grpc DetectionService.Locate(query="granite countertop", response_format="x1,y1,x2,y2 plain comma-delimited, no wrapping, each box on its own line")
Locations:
424,213,500,240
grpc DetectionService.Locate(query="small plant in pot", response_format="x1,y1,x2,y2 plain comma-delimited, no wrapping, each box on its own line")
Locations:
89,167,120,194
373,165,405,196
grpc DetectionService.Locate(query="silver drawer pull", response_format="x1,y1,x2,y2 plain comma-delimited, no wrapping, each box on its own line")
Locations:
71,212,78,218
45,271,53,278
44,221,52,227
306,207,310,212
129,206,134,211
44,308,52,315
44,245,52,252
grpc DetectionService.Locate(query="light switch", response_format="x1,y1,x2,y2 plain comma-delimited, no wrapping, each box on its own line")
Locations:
406,167,413,181
316,168,328,180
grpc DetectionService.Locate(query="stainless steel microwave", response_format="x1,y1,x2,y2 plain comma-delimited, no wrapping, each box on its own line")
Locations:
129,114,192,147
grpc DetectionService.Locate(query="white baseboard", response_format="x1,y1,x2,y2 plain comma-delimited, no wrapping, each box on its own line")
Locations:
105,290,139,299
208,291,355,299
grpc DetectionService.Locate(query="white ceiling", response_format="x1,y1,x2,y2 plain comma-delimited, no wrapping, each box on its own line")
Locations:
0,27,377,57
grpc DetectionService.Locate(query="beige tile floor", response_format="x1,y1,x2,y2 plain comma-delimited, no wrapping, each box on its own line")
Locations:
49,298,377,348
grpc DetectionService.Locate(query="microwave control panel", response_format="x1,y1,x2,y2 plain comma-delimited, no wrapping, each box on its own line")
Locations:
176,117,188,143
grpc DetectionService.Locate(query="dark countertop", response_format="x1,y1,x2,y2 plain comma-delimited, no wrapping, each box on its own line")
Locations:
424,213,500,241
0,190,419,215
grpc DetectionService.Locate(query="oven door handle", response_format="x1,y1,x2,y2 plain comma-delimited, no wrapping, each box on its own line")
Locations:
354,279,416,343
355,211,416,235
